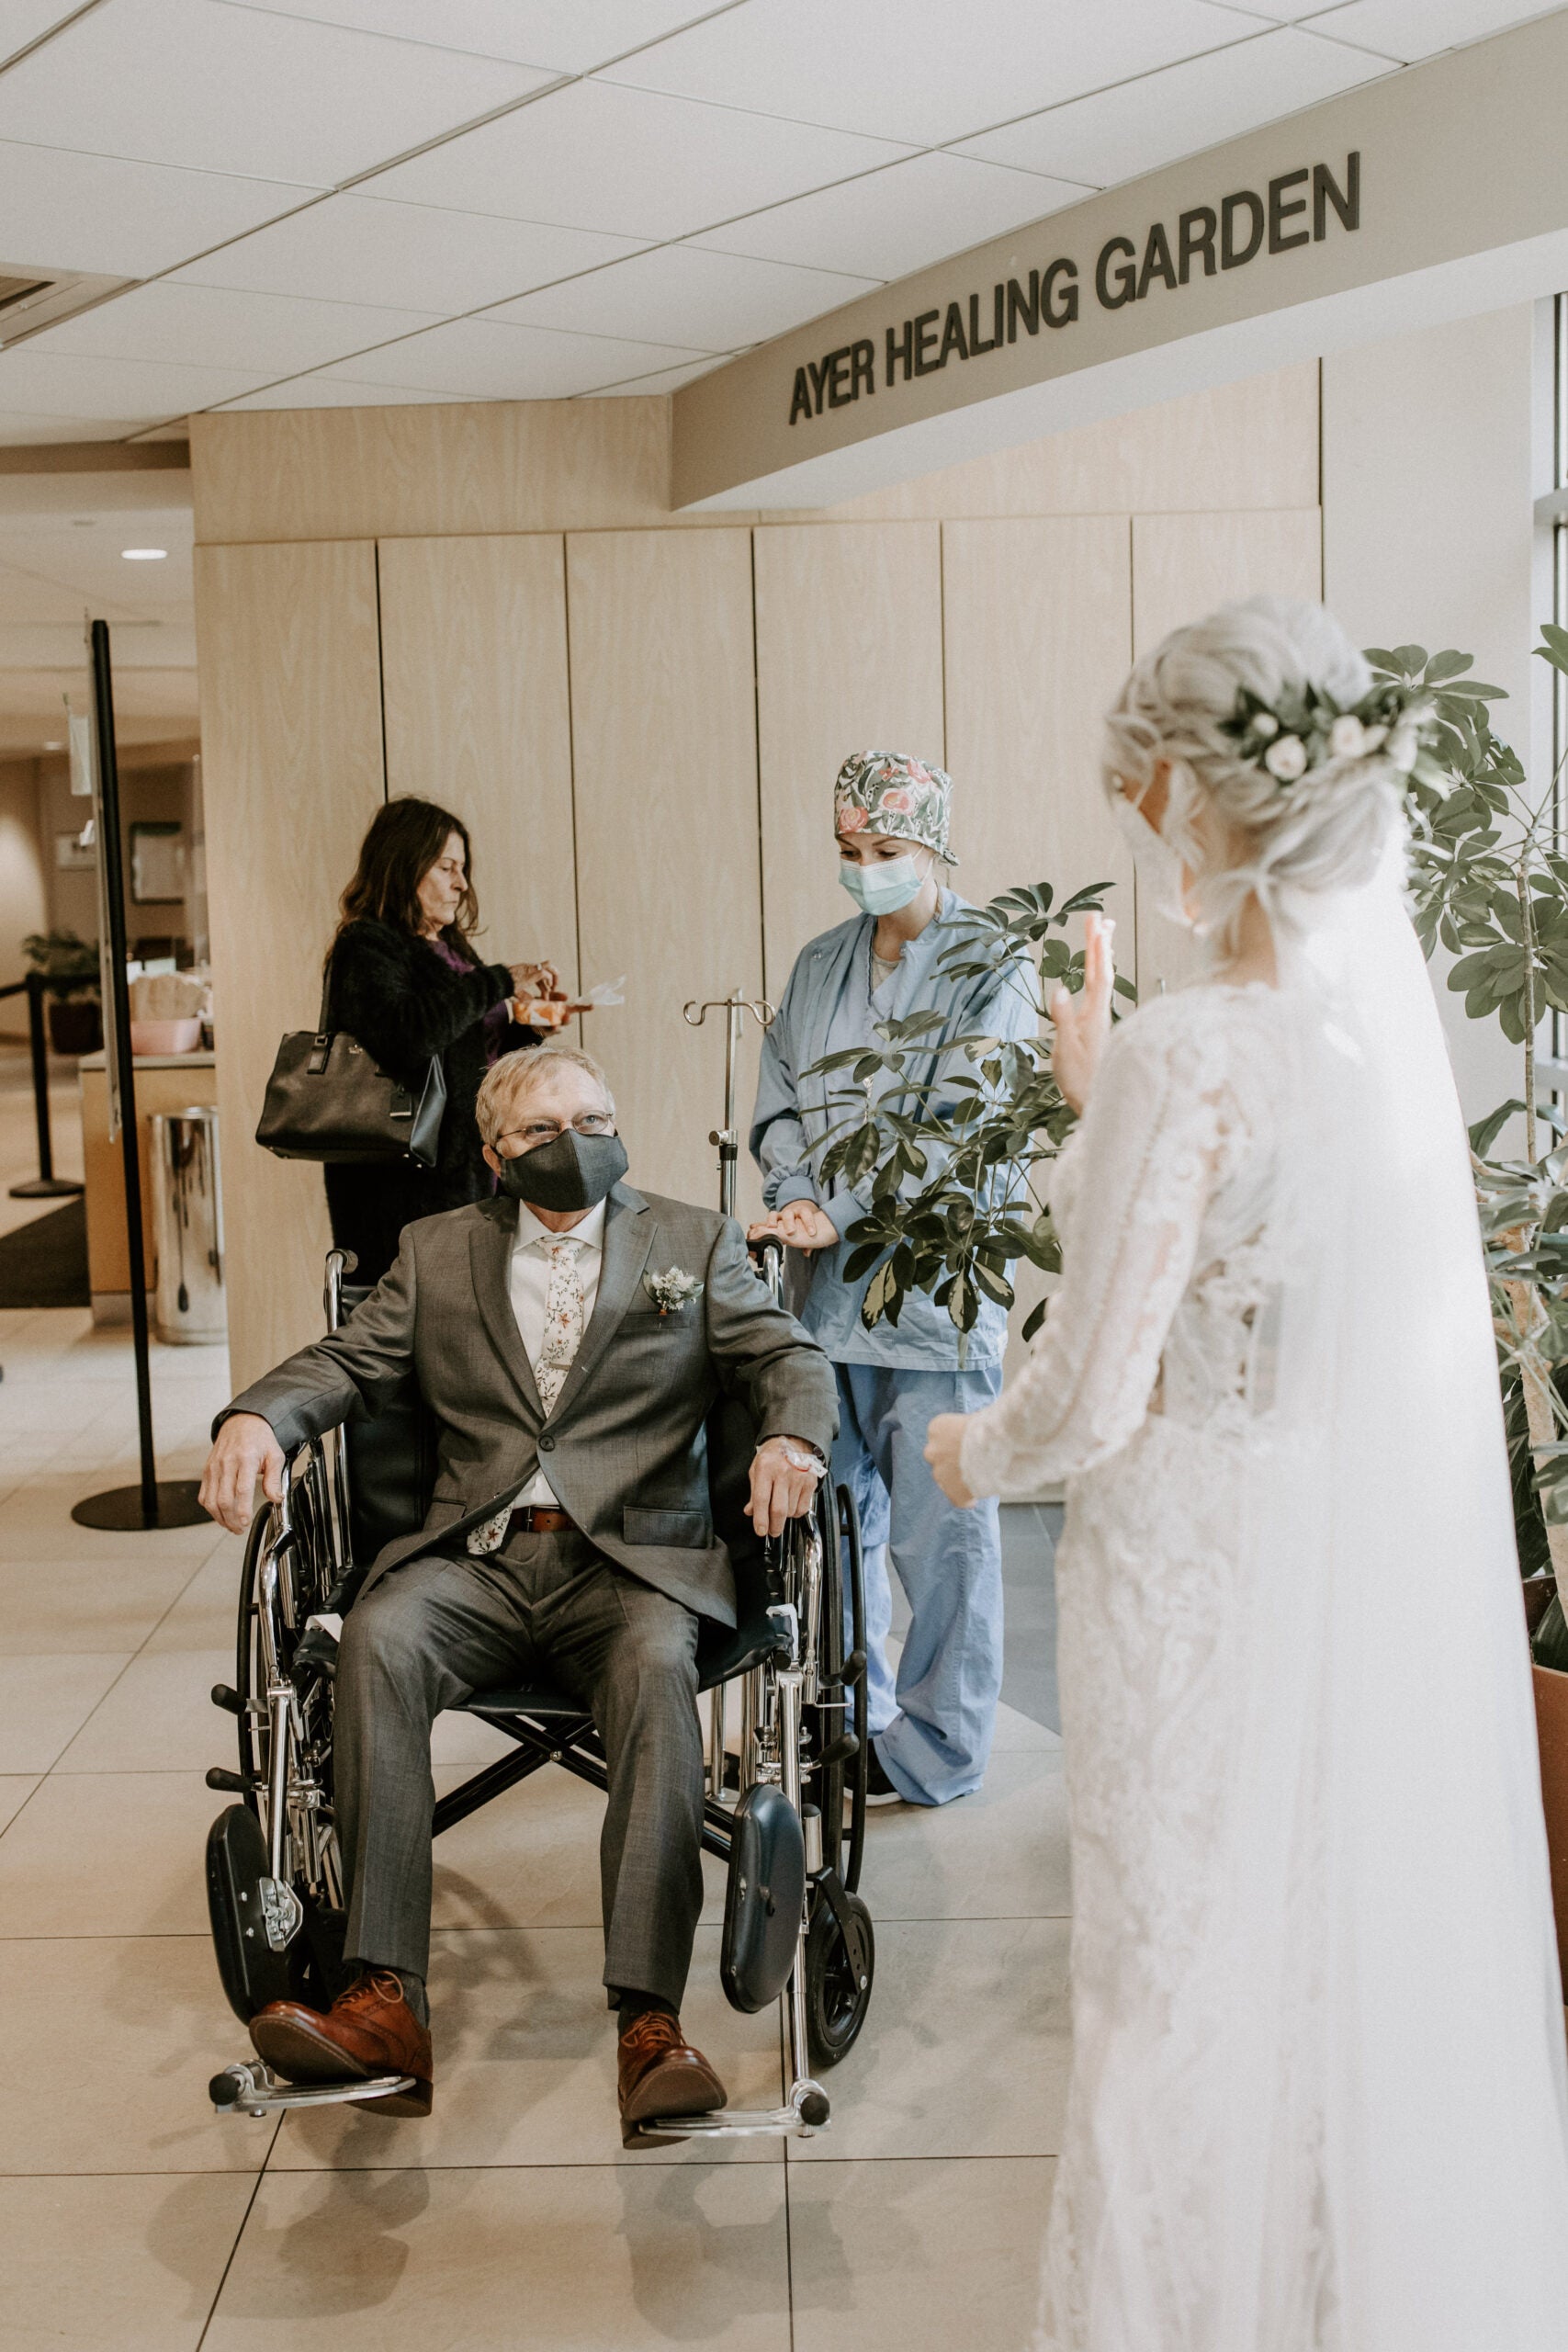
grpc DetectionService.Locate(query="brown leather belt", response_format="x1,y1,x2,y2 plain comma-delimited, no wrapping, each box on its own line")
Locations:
505,1504,579,1537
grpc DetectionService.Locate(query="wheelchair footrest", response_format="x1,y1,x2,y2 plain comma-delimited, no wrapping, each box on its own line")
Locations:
631,2079,830,2143
209,2059,414,2117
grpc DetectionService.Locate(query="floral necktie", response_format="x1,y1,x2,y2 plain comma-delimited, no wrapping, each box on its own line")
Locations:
468,1238,586,1555
535,1240,586,1412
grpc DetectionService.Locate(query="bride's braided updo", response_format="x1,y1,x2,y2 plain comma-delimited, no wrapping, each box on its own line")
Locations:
1103,595,1407,945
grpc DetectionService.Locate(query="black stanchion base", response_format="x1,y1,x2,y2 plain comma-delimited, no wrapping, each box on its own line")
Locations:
8,1178,85,1199
72,1479,208,1532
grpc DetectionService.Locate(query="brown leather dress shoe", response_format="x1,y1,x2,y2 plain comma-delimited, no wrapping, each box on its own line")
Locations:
617,2008,727,2147
249,1970,434,2117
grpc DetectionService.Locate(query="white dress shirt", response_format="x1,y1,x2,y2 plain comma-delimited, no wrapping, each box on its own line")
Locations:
508,1194,607,1506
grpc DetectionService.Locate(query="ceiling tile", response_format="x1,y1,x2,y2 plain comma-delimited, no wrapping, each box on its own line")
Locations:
602,0,1252,146
583,352,731,396
312,314,711,397
0,407,145,444
31,282,441,374
955,28,1390,187
0,345,268,423
1204,3,1344,17
0,0,556,185
0,3,96,62
216,374,482,408
1297,0,1565,60
0,561,118,625
367,77,913,240
15,528,193,609
0,141,310,279
489,244,879,351
169,194,650,315
694,151,1089,281
215,0,727,73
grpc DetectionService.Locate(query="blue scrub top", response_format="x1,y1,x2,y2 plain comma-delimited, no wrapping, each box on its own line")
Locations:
750,890,1036,1370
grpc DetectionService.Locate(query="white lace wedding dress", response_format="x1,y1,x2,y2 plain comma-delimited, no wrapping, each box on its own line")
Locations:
959,869,1568,2352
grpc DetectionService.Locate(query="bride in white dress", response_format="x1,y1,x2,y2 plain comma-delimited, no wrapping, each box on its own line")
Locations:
925,597,1568,2351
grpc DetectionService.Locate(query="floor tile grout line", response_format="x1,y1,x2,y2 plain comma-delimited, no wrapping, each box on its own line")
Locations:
242,2150,1058,2176
0,2165,277,2180
195,2163,268,2352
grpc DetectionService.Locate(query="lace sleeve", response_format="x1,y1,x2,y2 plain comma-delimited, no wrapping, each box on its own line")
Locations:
959,1003,1231,1498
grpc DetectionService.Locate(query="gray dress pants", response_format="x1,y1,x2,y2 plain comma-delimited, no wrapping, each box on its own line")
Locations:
333,1532,705,2009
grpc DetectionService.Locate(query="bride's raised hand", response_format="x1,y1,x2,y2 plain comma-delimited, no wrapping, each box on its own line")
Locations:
1051,912,1114,1116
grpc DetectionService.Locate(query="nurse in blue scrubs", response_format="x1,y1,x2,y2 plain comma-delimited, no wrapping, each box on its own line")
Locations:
748,752,1032,1806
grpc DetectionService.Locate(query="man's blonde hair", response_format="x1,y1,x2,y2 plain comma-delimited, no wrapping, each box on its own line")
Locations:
476,1043,615,1148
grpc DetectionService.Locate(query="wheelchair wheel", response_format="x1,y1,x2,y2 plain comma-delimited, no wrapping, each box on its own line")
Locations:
805,1890,874,2069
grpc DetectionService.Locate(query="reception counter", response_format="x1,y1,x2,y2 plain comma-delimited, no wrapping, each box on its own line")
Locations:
77,1049,219,1322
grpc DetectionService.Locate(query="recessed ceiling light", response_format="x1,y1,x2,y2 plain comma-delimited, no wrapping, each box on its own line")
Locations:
121,547,166,560
41,739,62,749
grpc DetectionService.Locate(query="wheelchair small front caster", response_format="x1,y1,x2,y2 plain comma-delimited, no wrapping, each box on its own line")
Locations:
806,1891,874,2068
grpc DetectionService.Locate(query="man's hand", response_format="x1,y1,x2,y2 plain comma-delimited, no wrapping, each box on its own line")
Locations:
746,1202,840,1252
746,1436,824,1537
199,1412,285,1534
923,1413,976,1509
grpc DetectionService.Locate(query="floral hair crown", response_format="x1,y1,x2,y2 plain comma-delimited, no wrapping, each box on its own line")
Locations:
1218,677,1436,787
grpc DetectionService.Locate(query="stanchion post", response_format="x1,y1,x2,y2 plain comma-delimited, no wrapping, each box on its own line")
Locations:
6,970,84,1201
71,618,205,1532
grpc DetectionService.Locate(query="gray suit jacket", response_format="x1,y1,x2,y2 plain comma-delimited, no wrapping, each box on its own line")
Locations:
223,1182,839,1627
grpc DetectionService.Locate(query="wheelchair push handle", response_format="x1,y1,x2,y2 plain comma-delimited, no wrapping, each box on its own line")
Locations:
749,1235,785,1304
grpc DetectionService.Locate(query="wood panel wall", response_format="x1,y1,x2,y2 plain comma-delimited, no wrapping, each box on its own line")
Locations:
194,538,385,1385
566,529,765,1218
192,368,1323,1382
752,523,945,996
378,534,578,988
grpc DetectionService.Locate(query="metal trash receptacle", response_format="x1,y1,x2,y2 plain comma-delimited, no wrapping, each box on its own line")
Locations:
150,1106,226,1345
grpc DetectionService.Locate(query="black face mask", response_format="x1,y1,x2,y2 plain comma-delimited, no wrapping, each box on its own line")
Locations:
496,1127,628,1213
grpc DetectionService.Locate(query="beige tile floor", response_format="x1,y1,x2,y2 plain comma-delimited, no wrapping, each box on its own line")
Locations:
0,1285,1068,2349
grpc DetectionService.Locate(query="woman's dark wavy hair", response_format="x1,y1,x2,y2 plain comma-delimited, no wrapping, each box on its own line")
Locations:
333,797,479,954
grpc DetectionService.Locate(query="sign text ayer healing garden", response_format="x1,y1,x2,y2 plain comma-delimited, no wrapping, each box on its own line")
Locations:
786,152,1360,426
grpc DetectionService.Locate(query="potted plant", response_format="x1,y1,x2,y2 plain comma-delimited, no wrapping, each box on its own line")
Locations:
22,929,103,1056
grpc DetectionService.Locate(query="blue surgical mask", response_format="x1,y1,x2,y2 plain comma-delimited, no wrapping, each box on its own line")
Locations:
839,854,927,916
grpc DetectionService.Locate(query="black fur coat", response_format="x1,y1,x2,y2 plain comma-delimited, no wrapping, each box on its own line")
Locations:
321,916,537,1283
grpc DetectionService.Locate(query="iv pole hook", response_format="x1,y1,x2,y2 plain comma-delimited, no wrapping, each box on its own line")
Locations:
682,989,775,1218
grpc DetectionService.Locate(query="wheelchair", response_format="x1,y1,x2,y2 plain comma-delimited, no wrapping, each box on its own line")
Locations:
203,1241,874,2143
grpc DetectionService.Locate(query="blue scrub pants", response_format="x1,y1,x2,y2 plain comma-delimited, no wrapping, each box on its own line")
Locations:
832,1360,1004,1806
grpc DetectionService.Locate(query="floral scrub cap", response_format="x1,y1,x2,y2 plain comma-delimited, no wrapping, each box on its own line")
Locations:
833,750,956,864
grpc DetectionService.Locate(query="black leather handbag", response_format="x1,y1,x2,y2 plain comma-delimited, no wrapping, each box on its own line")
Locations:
254,976,446,1167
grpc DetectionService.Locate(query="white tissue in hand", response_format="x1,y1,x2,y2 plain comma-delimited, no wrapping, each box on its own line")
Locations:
581,976,626,1007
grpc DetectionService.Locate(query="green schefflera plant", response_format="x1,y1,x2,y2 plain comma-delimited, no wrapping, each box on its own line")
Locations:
800,882,1134,1340
1369,635,1568,1616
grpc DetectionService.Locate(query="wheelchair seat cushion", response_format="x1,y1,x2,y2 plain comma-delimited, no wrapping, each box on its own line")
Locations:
454,1602,790,1722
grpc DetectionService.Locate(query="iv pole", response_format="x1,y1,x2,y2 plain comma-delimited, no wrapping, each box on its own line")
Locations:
683,987,774,1800
682,988,775,1218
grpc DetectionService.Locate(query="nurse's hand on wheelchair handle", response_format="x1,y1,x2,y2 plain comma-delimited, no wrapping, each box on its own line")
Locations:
746,1435,823,1537
924,1413,976,1509
747,1202,839,1252
200,1411,286,1534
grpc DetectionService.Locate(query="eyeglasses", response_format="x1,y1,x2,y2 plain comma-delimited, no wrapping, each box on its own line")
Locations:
502,1113,615,1149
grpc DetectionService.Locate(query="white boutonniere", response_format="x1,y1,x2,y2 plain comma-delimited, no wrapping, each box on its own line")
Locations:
644,1266,704,1316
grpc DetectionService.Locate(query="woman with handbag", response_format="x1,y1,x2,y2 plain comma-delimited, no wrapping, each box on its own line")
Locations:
320,797,570,1283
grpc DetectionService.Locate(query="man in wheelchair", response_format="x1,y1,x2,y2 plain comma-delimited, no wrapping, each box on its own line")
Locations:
200,1041,837,2139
